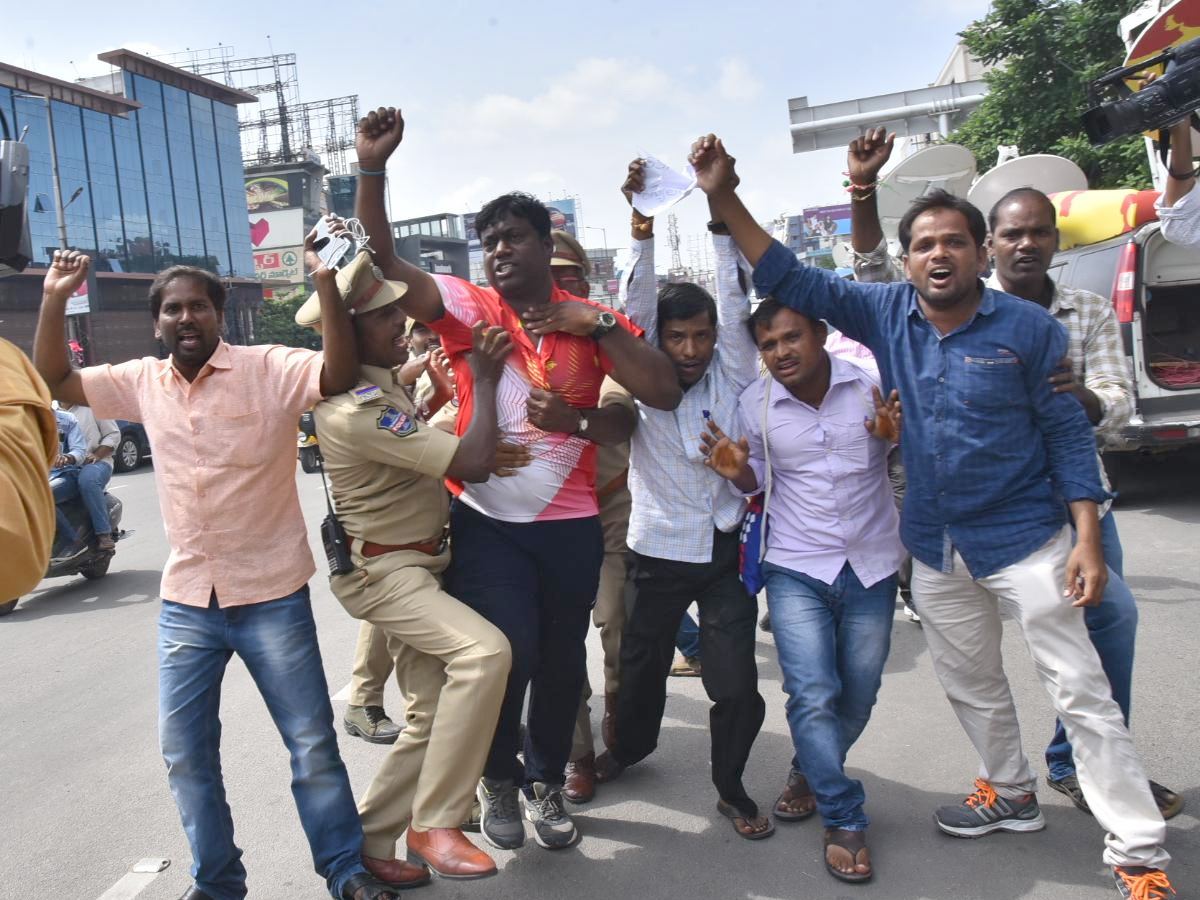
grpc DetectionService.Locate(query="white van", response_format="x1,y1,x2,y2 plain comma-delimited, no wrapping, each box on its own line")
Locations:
1050,222,1200,479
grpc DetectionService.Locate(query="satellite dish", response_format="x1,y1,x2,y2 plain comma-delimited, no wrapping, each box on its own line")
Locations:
966,154,1088,220
876,143,977,239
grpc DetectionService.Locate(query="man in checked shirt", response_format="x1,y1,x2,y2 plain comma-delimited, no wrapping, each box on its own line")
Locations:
847,128,1181,822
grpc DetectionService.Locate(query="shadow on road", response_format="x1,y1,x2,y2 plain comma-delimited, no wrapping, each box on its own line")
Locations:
7,568,161,621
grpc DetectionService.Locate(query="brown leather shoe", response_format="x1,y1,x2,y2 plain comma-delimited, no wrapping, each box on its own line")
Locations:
563,752,596,803
602,692,618,749
594,749,627,784
96,533,116,552
362,854,432,890
406,827,496,880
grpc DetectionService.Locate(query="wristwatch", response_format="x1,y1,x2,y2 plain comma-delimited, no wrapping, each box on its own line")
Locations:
590,310,617,341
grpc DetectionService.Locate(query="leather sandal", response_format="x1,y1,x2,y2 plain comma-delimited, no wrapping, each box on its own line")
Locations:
774,771,817,822
823,828,872,883
716,799,775,840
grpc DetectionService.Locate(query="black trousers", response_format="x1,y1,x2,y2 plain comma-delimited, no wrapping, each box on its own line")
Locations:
612,527,765,817
446,500,603,787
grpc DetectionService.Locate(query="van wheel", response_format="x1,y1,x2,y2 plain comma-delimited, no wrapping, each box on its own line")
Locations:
0,599,18,617
1102,452,1127,495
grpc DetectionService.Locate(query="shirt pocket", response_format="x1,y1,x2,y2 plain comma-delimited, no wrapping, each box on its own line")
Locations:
206,409,263,468
961,356,1024,410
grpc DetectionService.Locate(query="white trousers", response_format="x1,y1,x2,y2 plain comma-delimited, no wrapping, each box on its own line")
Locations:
911,526,1168,869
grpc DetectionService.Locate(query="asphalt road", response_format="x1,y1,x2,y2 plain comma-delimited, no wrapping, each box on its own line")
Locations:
1,450,1197,900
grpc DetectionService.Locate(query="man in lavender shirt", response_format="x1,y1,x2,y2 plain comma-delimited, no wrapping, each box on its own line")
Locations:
702,297,903,885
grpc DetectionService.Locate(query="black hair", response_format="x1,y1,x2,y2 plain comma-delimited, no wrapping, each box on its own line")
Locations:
148,266,226,318
898,188,987,253
746,296,822,345
475,192,552,240
987,187,1058,232
657,282,717,331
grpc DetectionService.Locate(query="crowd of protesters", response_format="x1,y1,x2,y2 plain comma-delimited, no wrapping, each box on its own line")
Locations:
0,106,1186,900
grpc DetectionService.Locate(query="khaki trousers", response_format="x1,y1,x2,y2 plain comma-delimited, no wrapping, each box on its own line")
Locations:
570,490,631,761
347,620,393,707
332,547,511,857
912,527,1168,869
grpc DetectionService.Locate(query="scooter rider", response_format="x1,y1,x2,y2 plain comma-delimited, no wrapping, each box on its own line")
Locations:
56,400,120,551
49,407,87,558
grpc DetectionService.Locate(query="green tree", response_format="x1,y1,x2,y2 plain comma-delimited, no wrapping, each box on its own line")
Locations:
953,0,1151,189
254,293,322,350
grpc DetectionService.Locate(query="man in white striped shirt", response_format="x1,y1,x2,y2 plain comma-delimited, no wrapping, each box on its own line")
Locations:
594,159,771,840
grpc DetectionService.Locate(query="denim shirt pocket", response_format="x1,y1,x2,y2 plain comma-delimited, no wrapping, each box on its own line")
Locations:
961,356,1023,409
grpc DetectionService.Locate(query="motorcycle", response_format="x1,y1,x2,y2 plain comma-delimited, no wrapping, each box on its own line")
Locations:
1,492,125,617
298,410,322,474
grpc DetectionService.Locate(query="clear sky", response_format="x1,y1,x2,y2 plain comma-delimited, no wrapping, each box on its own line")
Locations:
2,0,992,270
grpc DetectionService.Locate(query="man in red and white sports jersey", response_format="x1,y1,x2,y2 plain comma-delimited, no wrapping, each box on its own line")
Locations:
353,106,680,852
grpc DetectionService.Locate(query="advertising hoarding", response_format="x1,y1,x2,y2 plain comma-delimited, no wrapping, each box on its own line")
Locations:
545,198,578,238
248,208,305,251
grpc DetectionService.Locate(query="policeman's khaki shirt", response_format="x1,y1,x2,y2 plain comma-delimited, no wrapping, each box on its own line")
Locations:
0,338,57,597
314,364,460,546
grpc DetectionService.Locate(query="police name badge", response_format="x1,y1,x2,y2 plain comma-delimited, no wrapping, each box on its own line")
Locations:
352,381,383,405
377,406,417,437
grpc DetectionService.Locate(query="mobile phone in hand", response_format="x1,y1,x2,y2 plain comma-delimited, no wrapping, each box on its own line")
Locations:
313,216,355,271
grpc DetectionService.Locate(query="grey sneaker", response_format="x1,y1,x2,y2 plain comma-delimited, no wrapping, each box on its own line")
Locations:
934,779,1045,837
343,705,401,745
521,781,578,849
477,777,525,850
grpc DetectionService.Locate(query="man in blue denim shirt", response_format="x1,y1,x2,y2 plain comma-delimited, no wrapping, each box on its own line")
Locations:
690,134,1171,899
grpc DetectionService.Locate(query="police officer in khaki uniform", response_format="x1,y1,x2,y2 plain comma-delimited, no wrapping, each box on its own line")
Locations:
296,250,514,884
543,232,637,803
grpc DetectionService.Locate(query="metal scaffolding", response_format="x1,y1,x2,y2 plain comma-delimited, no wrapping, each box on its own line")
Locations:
165,46,360,175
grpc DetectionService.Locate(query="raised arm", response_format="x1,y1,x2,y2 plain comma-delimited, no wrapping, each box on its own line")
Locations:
355,107,445,323
847,127,893,254
618,158,658,339
33,250,90,406
1162,117,1195,208
691,134,888,347
302,217,359,397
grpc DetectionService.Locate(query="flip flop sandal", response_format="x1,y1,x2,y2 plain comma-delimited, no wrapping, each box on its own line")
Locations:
823,828,873,884
775,772,817,822
717,799,776,841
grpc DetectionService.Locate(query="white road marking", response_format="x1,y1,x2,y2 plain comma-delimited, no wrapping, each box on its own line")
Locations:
94,859,169,900
330,681,351,704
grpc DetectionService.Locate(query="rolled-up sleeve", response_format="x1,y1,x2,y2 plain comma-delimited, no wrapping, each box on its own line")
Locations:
1080,299,1134,436
1156,187,1200,250
852,236,904,285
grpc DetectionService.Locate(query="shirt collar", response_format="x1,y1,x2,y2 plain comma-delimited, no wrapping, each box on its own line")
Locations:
768,352,857,406
157,339,230,382
984,271,1068,312
360,363,399,388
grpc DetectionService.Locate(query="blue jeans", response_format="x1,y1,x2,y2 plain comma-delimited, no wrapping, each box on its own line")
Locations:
50,467,80,543
764,561,896,831
158,586,365,900
77,461,113,534
1045,514,1137,780
675,611,701,659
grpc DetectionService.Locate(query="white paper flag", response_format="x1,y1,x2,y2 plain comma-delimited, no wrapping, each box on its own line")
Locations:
632,154,698,218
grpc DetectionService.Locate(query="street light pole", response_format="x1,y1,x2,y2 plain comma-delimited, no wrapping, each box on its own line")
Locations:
584,225,607,251
42,96,69,252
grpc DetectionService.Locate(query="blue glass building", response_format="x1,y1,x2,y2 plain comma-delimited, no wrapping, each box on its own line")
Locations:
0,50,261,360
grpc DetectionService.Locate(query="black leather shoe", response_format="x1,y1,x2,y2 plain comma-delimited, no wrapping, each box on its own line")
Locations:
177,889,216,900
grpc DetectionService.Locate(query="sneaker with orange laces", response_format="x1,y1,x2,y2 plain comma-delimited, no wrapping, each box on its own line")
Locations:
934,778,1046,837
1113,866,1175,900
